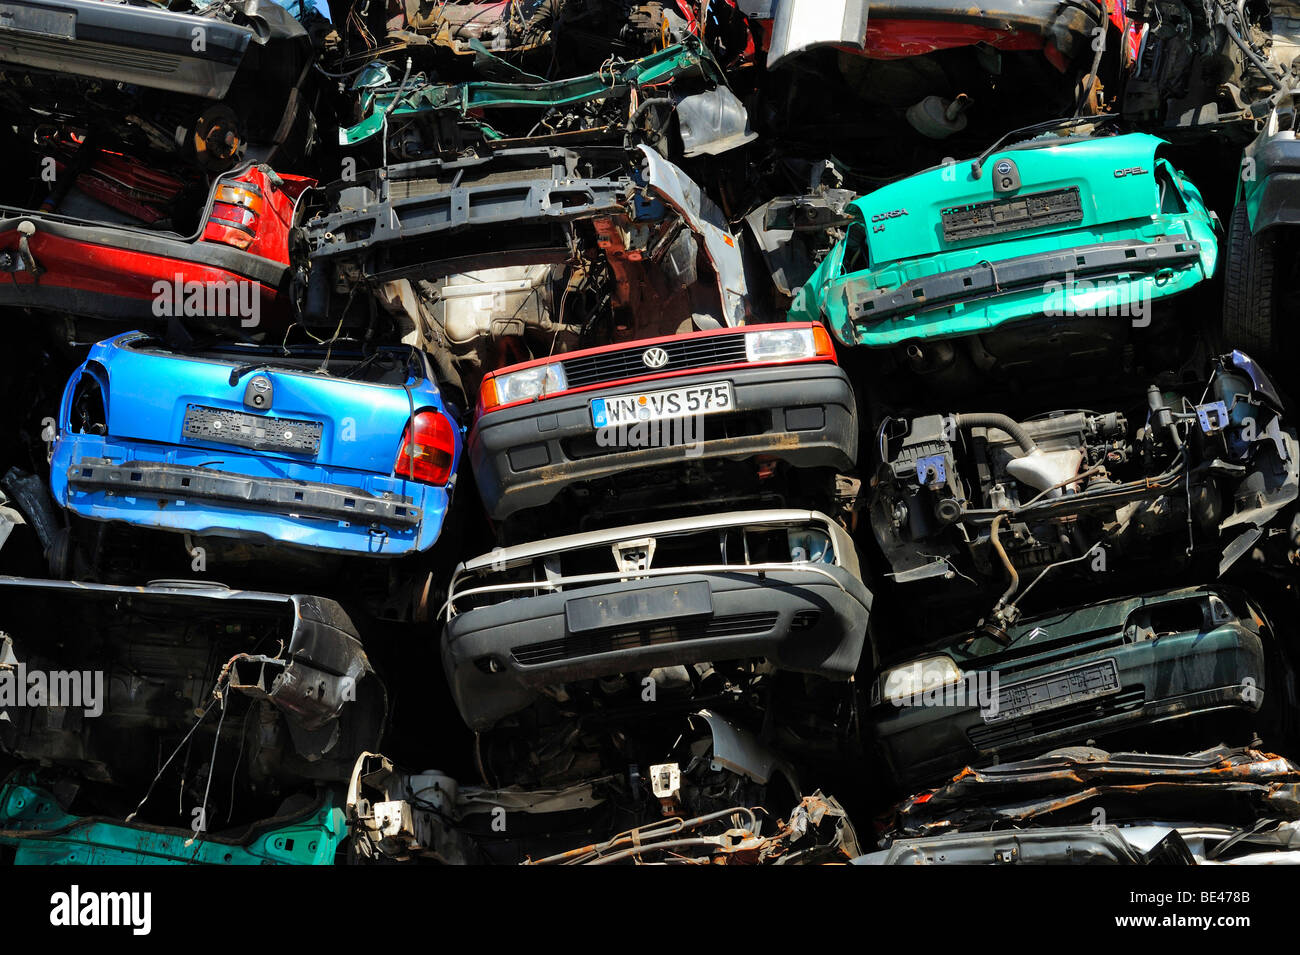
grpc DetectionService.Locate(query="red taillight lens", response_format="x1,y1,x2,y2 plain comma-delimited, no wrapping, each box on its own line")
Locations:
203,181,263,249
211,201,258,229
214,182,265,215
395,411,456,485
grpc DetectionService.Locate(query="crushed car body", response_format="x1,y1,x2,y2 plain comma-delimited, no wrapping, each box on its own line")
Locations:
470,321,856,524
301,144,749,344
0,0,322,171
50,332,463,557
790,127,1218,349
441,508,871,730
0,576,386,848
0,159,314,328
871,586,1283,790
0,769,346,865
862,745,1300,864
346,708,860,865
342,34,755,160
1223,94,1300,358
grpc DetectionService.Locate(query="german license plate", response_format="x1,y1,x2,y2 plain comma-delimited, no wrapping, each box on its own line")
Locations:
982,658,1121,724
0,3,75,38
590,381,732,428
942,187,1083,243
565,581,712,633
182,405,322,455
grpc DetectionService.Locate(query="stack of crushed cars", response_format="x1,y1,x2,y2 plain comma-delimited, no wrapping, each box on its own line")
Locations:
1,0,1300,866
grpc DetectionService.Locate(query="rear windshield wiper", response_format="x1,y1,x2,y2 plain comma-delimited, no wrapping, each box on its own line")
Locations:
970,114,1119,180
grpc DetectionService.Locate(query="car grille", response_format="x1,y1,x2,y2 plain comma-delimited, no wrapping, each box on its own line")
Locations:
561,334,750,389
966,687,1146,751
510,610,780,666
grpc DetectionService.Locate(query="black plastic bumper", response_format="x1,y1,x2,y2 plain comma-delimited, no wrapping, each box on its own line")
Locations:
468,361,858,521
1247,136,1300,233
66,458,422,529
0,0,250,98
844,237,1204,328
442,567,872,731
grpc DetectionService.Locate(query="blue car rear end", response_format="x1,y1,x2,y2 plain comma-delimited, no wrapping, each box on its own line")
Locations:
50,333,463,557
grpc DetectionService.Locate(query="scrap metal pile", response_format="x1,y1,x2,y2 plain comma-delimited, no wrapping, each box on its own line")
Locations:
3,0,1300,866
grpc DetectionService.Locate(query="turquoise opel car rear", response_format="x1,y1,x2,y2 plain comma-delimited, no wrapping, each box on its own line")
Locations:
791,126,1219,348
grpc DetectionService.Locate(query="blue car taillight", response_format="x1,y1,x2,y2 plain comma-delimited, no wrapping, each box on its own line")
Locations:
395,411,456,485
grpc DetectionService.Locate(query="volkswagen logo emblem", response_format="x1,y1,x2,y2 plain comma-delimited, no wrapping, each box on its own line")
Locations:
642,347,669,369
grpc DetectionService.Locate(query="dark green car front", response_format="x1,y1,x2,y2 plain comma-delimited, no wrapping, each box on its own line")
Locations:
871,587,1271,790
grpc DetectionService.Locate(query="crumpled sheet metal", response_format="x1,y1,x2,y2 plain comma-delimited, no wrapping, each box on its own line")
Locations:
888,747,1300,838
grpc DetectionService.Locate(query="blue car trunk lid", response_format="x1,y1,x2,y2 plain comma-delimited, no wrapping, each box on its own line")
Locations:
103,342,425,475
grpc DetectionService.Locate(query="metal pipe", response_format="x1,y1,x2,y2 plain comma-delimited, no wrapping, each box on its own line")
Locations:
989,512,1019,612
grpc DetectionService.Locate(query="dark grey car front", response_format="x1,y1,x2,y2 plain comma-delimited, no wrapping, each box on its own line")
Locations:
440,509,872,731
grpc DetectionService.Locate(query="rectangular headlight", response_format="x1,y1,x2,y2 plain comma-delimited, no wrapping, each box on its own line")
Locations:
745,327,816,363
488,362,568,408
878,655,963,706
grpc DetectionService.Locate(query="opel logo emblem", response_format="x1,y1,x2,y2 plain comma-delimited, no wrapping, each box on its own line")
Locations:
994,160,1012,176
642,347,669,369
245,374,273,410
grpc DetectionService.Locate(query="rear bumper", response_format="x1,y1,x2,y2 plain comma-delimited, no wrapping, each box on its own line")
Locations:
873,628,1266,790
0,0,250,98
442,567,871,730
836,234,1213,347
50,434,449,557
0,214,287,322
469,362,858,521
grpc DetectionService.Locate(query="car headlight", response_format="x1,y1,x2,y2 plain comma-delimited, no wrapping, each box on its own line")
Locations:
877,655,963,706
744,325,834,363
483,363,568,410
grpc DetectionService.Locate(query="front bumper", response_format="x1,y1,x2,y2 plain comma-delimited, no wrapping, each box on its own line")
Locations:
50,434,449,557
873,627,1266,790
469,362,858,521
442,567,872,731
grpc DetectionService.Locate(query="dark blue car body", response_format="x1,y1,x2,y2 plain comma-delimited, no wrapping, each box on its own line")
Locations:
50,332,463,557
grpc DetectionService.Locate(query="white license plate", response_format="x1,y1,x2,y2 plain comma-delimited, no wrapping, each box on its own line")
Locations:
982,659,1121,724
590,381,732,428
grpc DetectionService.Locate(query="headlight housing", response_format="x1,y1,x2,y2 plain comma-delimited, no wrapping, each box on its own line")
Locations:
744,326,834,363
877,655,963,706
481,363,568,410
